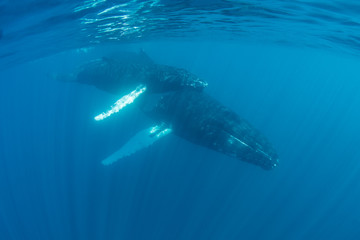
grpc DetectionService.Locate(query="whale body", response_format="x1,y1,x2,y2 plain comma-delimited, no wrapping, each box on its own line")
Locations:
64,51,279,170
146,90,278,170
75,51,207,95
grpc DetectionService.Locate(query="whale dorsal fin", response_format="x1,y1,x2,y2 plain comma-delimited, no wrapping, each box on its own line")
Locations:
102,124,172,166
138,49,154,65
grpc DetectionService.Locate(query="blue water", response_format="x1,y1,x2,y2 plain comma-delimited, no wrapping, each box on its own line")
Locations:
1,1,360,239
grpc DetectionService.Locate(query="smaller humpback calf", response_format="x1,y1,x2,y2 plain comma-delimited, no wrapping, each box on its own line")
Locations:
62,51,279,170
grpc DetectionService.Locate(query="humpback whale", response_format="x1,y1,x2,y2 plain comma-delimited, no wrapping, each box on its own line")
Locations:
75,50,207,95
64,51,279,170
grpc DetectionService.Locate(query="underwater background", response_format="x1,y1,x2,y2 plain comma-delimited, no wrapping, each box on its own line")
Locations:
1,0,360,239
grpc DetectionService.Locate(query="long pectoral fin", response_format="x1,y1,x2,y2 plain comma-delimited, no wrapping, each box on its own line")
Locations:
94,84,147,121
102,125,172,166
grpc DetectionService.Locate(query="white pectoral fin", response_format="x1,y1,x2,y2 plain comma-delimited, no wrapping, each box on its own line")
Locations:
102,125,172,166
94,84,147,121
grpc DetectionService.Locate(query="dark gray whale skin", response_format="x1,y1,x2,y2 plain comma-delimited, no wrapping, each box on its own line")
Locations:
147,90,278,170
71,52,278,170
76,51,207,95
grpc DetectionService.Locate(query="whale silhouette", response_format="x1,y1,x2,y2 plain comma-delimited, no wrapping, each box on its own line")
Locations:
63,51,279,170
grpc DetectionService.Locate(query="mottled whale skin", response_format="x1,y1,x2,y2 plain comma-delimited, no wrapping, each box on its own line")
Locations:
70,51,279,170
76,51,207,95
145,90,278,170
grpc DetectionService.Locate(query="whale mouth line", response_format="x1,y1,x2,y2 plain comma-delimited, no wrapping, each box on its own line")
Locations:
227,133,275,162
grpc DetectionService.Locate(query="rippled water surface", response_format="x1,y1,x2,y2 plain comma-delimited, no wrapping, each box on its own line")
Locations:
1,0,360,66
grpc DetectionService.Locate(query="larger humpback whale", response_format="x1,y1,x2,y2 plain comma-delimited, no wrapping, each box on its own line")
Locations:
63,51,279,170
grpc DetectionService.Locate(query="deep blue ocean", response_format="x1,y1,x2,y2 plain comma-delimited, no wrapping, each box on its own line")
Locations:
1,1,360,239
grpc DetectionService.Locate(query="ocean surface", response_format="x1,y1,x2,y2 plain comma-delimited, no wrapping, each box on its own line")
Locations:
1,1,360,239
